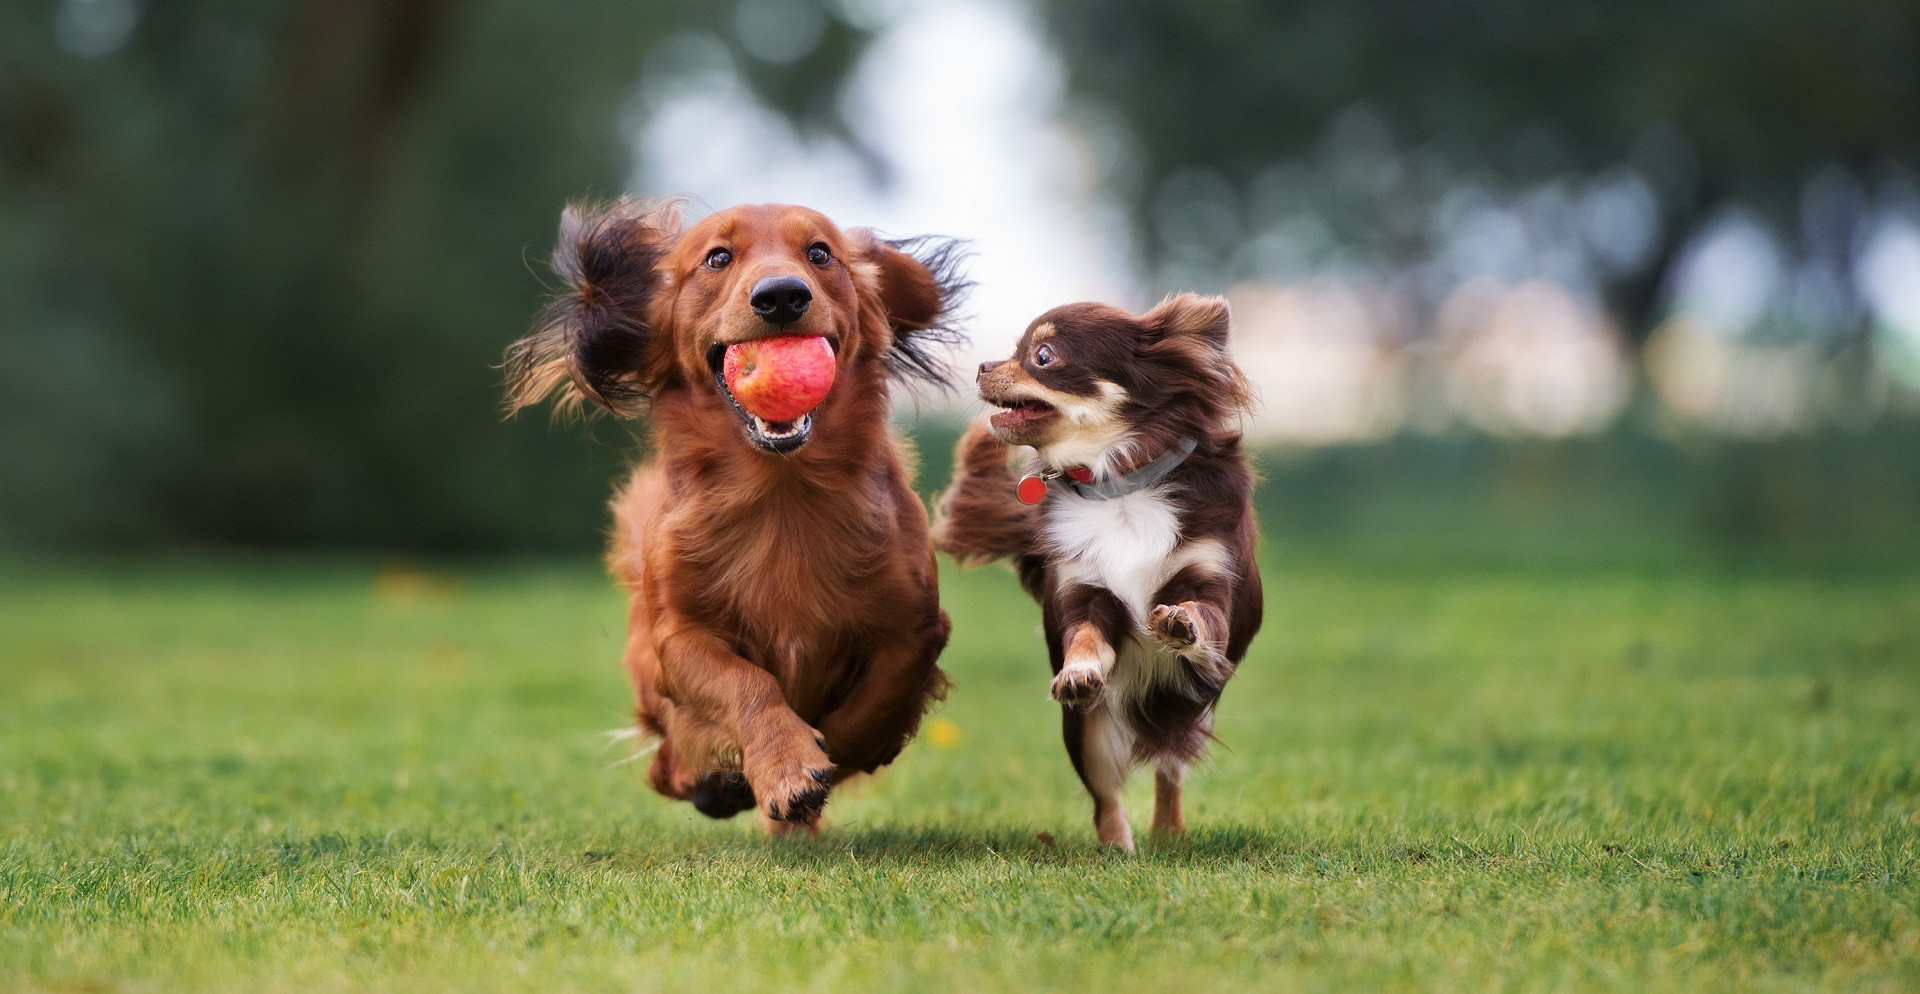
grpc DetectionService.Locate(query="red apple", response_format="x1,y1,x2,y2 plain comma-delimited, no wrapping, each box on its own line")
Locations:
722,335,836,422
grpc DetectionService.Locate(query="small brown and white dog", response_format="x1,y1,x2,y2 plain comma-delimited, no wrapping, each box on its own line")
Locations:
933,294,1262,849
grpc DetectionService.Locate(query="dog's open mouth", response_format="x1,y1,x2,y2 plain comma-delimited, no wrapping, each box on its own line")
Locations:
706,343,820,454
988,397,1058,431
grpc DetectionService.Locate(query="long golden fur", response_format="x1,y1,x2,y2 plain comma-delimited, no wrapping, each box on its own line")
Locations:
507,199,967,830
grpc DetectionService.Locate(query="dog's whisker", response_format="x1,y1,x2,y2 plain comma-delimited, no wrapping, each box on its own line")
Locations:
599,726,642,751
606,739,661,768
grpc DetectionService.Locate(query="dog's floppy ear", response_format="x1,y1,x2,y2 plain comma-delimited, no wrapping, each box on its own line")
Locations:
504,197,682,417
1143,292,1232,348
848,229,972,387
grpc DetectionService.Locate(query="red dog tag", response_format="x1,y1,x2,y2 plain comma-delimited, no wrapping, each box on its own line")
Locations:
1016,475,1048,504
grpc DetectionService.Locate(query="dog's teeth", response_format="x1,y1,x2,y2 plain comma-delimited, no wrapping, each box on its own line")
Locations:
751,414,810,439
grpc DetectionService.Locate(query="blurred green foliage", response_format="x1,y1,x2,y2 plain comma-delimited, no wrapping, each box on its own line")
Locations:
4,0,1918,554
1248,424,1920,574
912,419,1920,575
0,0,871,549
1039,0,1920,336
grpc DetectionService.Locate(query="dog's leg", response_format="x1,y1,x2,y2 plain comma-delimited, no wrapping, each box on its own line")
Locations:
815,606,952,775
1049,585,1129,708
1051,585,1135,848
655,622,834,826
1147,564,1238,697
1151,761,1186,837
1064,704,1135,850
662,706,757,820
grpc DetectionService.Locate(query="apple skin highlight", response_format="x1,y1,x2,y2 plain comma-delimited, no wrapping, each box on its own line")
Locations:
722,335,837,422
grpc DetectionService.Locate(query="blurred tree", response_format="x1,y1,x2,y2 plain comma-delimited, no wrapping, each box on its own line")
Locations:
0,0,869,548
1037,0,1920,344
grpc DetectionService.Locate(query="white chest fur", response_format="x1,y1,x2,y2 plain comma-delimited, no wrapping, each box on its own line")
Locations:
1044,484,1183,622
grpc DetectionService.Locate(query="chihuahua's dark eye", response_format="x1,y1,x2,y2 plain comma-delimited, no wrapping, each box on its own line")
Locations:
807,243,831,267
705,248,732,270
1034,343,1055,367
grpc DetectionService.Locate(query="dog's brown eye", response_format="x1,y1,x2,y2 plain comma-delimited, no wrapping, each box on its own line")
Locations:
705,248,732,270
1034,343,1055,367
807,243,831,267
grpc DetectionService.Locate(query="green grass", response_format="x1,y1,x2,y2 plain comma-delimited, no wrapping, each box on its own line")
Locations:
3,555,1918,992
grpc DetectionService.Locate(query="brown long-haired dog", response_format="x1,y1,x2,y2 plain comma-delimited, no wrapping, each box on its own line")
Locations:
934,295,1261,849
506,199,967,830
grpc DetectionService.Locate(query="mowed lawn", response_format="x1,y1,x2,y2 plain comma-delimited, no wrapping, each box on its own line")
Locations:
3,555,1917,992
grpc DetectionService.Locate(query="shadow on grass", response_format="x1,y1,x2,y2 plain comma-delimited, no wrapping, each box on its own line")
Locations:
583,823,1329,871
581,822,1752,878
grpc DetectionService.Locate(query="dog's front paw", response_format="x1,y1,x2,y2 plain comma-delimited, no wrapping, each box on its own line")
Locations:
762,763,833,824
1148,603,1198,651
689,770,755,820
1050,664,1106,708
747,732,835,825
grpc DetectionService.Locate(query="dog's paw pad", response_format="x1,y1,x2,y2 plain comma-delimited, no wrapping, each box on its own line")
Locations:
768,782,830,823
759,759,834,824
1149,604,1197,650
1050,666,1105,708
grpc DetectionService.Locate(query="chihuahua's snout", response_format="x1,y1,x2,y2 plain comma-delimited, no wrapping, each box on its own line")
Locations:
749,275,812,325
976,360,1001,384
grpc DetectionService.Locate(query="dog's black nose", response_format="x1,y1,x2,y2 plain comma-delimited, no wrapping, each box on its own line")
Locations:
750,276,812,325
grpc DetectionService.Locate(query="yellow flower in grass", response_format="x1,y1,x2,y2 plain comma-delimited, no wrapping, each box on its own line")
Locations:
925,717,962,749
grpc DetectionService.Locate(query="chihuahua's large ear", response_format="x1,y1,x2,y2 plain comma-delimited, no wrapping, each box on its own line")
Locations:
1143,292,1232,348
1142,292,1254,418
504,197,682,417
849,229,972,387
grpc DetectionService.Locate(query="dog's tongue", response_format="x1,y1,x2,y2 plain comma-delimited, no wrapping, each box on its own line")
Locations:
990,403,1051,430
722,335,836,422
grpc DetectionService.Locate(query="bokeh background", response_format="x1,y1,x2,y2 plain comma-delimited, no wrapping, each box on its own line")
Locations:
6,9,1919,989
5,0,1919,566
